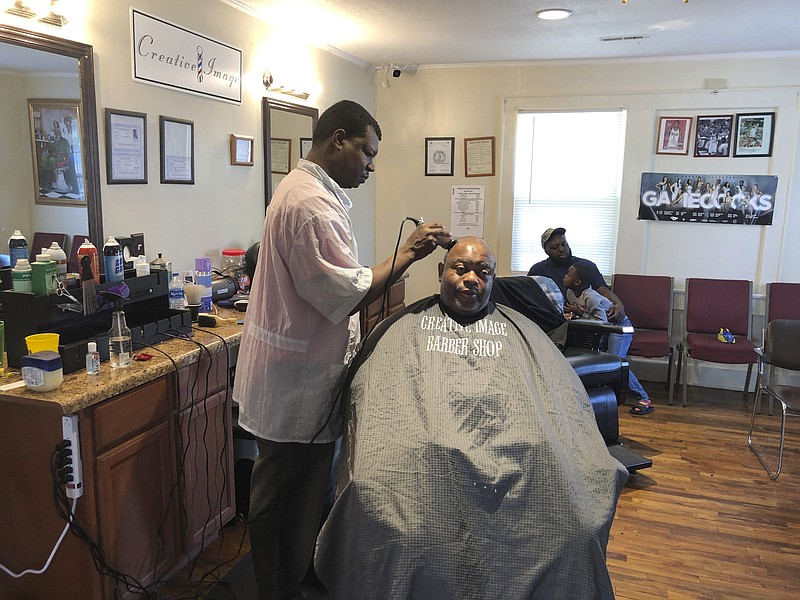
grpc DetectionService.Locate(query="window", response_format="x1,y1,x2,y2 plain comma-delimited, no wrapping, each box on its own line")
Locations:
511,110,627,277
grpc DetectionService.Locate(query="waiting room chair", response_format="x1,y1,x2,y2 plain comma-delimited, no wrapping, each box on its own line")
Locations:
678,278,757,406
765,282,800,324
613,274,675,402
754,282,800,401
29,232,68,263
747,319,800,480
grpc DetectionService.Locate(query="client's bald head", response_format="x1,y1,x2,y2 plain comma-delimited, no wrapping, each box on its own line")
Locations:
438,237,496,317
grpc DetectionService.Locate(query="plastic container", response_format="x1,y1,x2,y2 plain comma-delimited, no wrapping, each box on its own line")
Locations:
8,229,28,268
46,241,68,282
77,239,100,286
31,253,58,296
25,332,60,354
222,248,249,293
195,257,213,313
12,258,33,293
21,351,64,392
103,236,124,283
135,255,150,277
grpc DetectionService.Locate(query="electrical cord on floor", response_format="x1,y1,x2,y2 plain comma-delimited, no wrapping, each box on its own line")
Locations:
153,328,241,600
0,444,77,578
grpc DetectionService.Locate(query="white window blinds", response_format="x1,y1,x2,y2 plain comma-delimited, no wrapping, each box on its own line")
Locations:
511,110,627,277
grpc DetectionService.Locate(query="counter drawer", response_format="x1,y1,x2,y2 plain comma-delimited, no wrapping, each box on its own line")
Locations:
92,377,171,453
177,351,230,409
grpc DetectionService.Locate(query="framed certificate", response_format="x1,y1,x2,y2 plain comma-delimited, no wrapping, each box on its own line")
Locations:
230,133,254,166
464,136,495,177
270,137,291,174
159,116,194,184
105,109,147,184
425,137,454,176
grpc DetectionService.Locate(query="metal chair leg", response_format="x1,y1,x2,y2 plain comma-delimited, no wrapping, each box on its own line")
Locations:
681,346,689,407
748,388,787,480
669,344,682,406
665,347,674,390
743,363,753,399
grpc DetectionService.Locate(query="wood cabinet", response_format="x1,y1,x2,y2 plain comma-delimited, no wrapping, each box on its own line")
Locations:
360,277,406,334
175,351,235,557
89,377,178,598
0,351,235,600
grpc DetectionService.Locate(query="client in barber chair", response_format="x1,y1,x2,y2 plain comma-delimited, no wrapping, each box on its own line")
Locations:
315,237,628,599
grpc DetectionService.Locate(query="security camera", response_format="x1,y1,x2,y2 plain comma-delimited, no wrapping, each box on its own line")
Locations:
391,66,402,78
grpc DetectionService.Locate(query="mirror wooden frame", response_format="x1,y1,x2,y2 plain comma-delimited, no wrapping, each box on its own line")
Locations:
262,97,318,208
0,23,103,246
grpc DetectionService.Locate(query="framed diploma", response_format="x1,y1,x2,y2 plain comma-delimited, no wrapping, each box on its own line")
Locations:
270,137,291,174
159,116,194,184
105,109,147,184
425,137,454,176
230,133,254,166
464,136,495,177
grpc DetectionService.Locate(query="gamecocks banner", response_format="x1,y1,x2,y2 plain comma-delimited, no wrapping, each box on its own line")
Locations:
638,172,778,225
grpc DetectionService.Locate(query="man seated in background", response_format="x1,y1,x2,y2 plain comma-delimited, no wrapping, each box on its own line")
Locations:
315,237,628,599
528,227,626,321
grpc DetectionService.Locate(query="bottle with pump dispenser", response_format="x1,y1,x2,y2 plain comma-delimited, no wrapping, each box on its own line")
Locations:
109,311,133,368
8,229,28,268
86,341,100,375
103,236,124,283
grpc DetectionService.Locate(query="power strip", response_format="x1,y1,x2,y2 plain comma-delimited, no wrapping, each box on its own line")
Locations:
61,415,84,499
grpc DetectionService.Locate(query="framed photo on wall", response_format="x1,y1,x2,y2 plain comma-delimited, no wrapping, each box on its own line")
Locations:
425,137,454,176
733,112,776,157
656,116,692,155
159,116,194,184
693,115,732,158
28,98,86,205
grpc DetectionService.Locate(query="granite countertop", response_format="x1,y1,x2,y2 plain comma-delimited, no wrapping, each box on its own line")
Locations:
0,309,244,414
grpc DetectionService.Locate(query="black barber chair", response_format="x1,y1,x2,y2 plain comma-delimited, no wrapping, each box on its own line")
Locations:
491,276,652,473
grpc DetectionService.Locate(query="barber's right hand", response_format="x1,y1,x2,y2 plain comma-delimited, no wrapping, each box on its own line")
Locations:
402,222,451,260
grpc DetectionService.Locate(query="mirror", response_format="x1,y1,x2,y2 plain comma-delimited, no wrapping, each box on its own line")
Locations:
0,23,102,261
262,97,318,208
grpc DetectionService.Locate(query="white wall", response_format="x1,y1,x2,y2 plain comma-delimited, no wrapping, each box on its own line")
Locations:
2,0,376,273
374,55,800,390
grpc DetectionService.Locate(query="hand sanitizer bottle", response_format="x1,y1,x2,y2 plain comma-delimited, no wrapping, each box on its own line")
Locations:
86,341,100,375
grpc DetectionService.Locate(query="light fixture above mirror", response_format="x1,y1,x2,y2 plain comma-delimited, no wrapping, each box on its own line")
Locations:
2,0,69,27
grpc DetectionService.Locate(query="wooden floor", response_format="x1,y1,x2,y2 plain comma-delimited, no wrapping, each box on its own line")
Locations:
157,383,800,599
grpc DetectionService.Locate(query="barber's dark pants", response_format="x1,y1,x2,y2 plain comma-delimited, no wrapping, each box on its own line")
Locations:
249,438,335,600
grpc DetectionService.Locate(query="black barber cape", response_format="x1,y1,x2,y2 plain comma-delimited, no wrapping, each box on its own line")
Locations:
315,296,627,600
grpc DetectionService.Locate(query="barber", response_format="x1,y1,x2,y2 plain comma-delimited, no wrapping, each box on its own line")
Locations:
232,100,450,600
528,227,626,321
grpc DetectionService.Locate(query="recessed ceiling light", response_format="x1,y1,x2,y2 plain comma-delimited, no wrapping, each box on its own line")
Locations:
536,8,573,20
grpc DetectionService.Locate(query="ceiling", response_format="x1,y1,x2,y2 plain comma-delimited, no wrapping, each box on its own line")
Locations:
225,0,800,68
